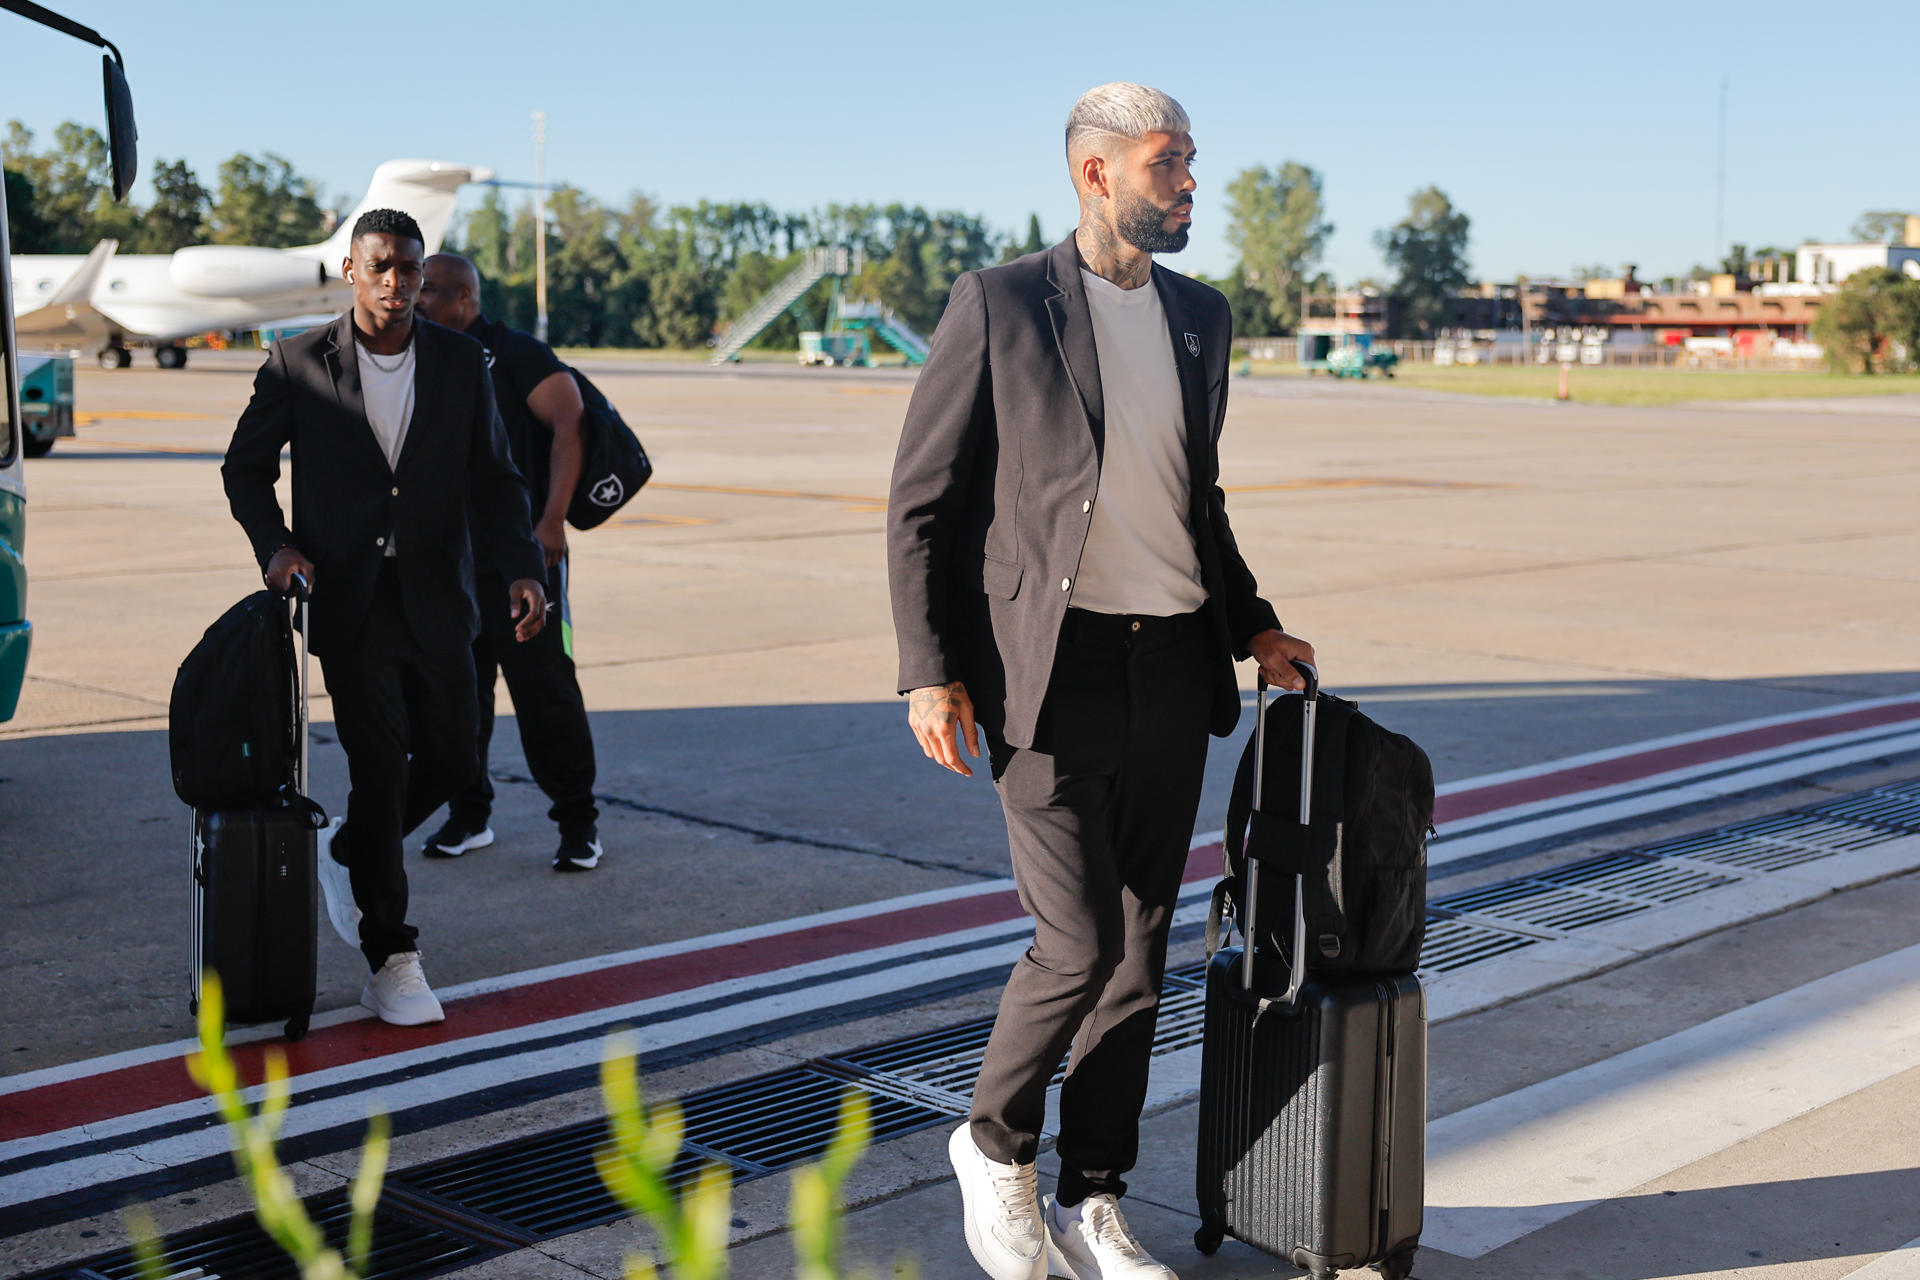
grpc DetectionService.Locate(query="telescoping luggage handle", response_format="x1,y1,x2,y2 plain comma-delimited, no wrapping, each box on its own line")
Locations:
288,573,311,795
1243,659,1318,1009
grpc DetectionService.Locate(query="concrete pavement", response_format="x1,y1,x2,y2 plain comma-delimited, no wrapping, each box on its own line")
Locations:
1,355,1917,1278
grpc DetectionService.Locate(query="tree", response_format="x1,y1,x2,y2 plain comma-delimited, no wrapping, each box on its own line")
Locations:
127,158,210,254
1224,162,1330,334
1719,243,1750,278
3,165,50,252
1812,266,1920,374
1000,212,1046,264
211,152,326,247
1850,211,1911,244
3,120,133,252
1374,186,1470,338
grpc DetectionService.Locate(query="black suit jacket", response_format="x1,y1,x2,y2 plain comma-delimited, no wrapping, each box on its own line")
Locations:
888,236,1282,749
222,312,544,657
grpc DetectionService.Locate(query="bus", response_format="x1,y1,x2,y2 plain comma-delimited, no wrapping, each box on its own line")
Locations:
0,1,137,721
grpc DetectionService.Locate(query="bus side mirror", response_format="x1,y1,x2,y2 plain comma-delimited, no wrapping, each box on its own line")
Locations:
101,53,138,201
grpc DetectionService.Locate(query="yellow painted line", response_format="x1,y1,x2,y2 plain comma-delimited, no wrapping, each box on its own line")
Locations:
1224,477,1512,494
649,481,887,507
75,411,217,424
66,439,218,456
608,513,716,529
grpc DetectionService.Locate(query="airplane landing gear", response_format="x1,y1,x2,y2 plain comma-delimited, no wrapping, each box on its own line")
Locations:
98,344,133,370
155,345,187,370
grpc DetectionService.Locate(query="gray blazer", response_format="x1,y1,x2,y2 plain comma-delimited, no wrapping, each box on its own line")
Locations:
887,236,1281,750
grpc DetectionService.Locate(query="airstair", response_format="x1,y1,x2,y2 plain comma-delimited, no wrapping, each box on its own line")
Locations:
838,301,932,365
709,246,860,364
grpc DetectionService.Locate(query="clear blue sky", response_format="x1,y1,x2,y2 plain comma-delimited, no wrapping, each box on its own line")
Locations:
6,0,1913,283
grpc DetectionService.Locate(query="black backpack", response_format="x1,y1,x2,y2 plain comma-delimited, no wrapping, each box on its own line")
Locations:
170,591,298,809
1215,690,1434,974
564,370,652,530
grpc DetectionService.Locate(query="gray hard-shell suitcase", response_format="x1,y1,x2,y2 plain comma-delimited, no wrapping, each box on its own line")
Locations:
1195,665,1425,1279
189,578,320,1040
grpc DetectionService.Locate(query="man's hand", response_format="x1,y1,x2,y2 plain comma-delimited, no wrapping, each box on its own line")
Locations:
509,578,549,642
534,515,568,567
1249,629,1316,690
265,546,316,595
908,681,979,778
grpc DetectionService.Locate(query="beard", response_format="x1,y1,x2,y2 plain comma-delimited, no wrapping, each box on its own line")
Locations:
1115,183,1191,254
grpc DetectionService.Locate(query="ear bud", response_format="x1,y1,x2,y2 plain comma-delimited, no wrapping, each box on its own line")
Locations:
346,272,355,282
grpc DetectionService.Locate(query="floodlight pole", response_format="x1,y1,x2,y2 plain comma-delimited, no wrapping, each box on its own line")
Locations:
533,110,549,344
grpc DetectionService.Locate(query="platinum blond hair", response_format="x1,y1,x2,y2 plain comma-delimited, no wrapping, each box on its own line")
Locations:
1065,82,1190,158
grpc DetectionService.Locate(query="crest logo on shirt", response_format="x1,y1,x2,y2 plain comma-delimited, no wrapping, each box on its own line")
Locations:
590,475,625,507
1184,332,1200,357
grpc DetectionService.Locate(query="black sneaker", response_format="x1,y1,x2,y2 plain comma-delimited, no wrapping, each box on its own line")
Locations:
424,817,495,859
553,834,603,872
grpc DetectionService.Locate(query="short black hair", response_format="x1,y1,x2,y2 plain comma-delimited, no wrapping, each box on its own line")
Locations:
350,207,424,248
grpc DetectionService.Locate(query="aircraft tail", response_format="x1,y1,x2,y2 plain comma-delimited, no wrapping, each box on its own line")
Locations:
301,160,494,273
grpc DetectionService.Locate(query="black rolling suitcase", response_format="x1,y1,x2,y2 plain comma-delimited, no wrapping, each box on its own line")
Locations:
1195,666,1425,1280
187,579,320,1040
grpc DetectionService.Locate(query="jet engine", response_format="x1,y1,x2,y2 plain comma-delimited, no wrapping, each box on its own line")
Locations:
168,246,333,299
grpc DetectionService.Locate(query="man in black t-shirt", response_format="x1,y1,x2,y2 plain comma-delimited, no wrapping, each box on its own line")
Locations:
417,253,602,871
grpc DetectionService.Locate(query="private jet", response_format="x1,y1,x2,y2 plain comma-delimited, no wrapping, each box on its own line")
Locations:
9,158,490,368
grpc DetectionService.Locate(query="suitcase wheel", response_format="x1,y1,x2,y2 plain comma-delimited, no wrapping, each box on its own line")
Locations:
1376,1244,1418,1280
284,1009,311,1042
1193,1223,1224,1257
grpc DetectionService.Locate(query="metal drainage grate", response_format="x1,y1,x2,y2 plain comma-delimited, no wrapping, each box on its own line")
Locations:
1150,987,1209,1055
1737,811,1907,852
1805,787,1920,835
398,1118,679,1239
1542,852,1739,903
1434,879,1651,933
1639,828,1836,873
683,1067,953,1173
395,1068,954,1242
24,1190,497,1280
1418,916,1538,973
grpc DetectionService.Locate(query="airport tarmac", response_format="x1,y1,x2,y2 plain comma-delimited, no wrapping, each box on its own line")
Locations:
2,353,1918,1278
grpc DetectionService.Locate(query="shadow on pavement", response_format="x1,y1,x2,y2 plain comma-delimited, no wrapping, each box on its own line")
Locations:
2,671,1915,1074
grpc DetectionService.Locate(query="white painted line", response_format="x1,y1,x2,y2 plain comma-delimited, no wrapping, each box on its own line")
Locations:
1433,730,1920,864
1424,942,1920,1258
0,897,1217,1207
1844,1235,1920,1279
1432,691,1920,799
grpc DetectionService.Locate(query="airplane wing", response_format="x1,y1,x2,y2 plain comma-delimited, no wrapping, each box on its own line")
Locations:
12,239,121,346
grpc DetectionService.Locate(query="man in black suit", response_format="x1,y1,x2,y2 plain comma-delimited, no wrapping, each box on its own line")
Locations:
223,208,547,1026
888,84,1315,1280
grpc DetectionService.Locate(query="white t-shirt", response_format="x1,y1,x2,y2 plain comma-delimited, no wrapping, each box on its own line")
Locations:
1070,269,1206,616
356,339,416,556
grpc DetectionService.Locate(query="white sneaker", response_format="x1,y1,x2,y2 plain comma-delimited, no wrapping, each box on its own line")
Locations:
1044,1194,1178,1280
360,951,445,1025
949,1123,1046,1280
315,817,361,948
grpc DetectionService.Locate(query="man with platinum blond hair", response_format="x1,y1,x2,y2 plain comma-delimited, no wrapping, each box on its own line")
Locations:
888,82,1315,1280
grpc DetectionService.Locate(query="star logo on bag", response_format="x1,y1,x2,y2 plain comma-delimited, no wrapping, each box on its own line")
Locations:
590,475,624,507
1185,332,1201,357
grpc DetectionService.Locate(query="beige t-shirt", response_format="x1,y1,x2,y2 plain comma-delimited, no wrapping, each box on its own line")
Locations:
356,340,416,557
1069,269,1206,616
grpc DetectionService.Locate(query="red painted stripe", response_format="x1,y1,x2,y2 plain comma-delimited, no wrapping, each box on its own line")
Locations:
1434,702,1920,824
11,697,1913,1149
2,846,1228,1146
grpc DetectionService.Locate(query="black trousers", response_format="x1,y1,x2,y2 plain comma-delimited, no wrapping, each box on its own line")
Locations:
320,562,481,969
970,607,1213,1206
448,560,598,839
